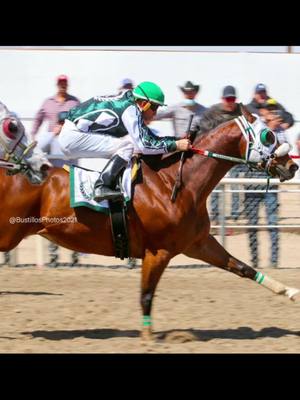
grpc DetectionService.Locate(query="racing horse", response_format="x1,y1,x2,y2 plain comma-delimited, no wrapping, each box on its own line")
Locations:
0,104,299,340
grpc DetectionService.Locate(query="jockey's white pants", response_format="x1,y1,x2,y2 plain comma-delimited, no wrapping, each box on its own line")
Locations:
58,120,134,162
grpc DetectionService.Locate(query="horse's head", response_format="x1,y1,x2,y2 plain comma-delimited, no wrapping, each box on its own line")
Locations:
238,103,298,182
0,102,52,184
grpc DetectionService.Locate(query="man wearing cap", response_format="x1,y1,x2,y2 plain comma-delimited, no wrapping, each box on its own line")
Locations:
153,81,206,138
197,85,244,223
31,75,80,137
198,85,242,133
246,83,294,129
58,81,191,202
31,75,80,167
118,78,134,94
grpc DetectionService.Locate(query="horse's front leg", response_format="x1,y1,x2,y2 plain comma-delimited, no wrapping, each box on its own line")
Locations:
184,234,300,301
141,248,172,341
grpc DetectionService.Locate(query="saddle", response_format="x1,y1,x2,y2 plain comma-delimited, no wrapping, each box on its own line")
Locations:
68,157,142,260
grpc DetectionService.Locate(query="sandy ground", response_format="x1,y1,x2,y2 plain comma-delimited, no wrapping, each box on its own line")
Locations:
1,187,299,353
0,265,300,353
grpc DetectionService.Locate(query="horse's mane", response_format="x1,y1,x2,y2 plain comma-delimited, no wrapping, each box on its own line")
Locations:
141,117,238,172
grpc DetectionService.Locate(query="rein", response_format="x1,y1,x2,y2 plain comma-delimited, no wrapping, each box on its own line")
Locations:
190,146,255,165
190,145,272,192
170,115,283,202
191,115,277,172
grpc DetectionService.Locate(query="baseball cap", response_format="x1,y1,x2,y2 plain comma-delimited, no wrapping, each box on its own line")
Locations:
262,98,279,111
255,83,267,93
120,78,134,88
222,85,236,98
57,74,68,83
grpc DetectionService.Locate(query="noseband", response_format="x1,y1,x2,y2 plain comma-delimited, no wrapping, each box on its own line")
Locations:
0,115,40,174
234,115,281,176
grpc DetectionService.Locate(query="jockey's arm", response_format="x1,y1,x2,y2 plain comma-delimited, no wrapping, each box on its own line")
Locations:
121,105,178,155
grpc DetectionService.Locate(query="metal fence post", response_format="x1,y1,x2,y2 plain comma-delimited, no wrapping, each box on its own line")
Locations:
220,182,226,249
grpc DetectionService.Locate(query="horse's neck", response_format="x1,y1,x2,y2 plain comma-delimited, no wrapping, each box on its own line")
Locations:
0,168,43,202
185,124,242,200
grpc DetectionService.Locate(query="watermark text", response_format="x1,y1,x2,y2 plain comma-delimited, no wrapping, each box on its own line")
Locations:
9,216,78,224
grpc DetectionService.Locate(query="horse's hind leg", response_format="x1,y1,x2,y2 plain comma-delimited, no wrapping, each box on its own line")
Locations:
140,248,171,341
184,234,300,301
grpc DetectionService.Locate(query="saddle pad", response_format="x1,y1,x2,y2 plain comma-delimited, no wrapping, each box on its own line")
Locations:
69,163,132,214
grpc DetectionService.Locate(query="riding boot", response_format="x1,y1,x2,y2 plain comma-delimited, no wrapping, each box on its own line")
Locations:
93,155,128,202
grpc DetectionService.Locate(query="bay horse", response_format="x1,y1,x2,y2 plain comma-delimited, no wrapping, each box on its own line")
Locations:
0,105,299,340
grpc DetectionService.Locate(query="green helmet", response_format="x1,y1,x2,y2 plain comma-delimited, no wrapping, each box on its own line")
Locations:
133,81,166,106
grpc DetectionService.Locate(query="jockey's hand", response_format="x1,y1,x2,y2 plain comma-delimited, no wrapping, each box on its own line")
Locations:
176,138,191,151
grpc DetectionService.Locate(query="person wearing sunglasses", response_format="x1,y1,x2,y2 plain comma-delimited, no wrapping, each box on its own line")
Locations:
58,81,191,202
198,85,241,134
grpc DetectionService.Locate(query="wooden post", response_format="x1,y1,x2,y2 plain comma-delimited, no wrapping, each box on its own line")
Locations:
36,235,45,268
6,249,18,267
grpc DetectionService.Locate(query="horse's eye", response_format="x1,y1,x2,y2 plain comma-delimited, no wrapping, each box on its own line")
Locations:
260,129,275,146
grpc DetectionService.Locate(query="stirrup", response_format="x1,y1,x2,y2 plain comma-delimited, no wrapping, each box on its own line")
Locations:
94,187,123,202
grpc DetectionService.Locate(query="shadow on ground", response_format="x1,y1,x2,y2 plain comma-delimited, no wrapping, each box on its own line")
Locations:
157,326,300,341
21,326,300,341
0,291,63,296
22,328,140,340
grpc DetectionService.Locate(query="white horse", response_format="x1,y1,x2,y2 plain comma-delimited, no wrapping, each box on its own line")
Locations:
0,101,51,184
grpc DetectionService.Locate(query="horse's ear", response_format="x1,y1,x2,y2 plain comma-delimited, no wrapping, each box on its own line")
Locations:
239,102,256,123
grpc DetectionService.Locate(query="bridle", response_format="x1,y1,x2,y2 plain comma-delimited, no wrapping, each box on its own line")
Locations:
191,115,291,179
234,115,276,170
0,116,39,175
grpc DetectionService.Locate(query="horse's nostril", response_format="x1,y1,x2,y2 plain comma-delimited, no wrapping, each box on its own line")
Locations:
289,164,299,174
41,164,50,172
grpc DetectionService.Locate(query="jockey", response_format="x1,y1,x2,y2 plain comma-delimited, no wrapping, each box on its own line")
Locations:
59,81,191,202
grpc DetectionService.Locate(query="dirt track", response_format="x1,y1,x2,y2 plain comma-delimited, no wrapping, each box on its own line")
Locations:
0,265,300,353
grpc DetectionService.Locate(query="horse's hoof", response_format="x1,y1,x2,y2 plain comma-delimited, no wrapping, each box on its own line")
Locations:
285,287,300,301
141,328,154,342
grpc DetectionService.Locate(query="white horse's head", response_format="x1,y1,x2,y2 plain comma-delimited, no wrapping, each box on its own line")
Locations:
0,102,52,184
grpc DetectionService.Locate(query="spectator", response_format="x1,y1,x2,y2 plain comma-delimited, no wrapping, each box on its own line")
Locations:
36,111,74,167
118,78,134,94
295,133,300,180
296,133,300,154
154,80,206,138
31,75,80,161
243,106,286,268
246,83,294,129
198,85,244,223
199,85,241,133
